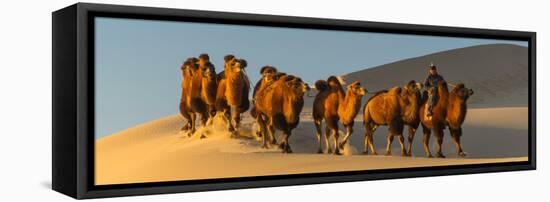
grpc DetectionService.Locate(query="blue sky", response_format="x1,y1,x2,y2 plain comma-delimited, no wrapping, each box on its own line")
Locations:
94,17,527,139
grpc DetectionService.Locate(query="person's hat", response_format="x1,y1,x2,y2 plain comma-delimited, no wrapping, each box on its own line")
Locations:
429,62,437,70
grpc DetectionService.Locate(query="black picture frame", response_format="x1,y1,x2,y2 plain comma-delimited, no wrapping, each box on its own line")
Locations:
52,3,536,199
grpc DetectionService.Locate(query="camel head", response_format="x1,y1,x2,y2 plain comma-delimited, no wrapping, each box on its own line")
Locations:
347,81,367,97
452,83,474,101
401,80,423,105
198,53,210,68
226,57,247,74
260,65,278,83
284,75,310,97
181,57,199,77
327,76,343,90
201,62,216,81
403,80,423,96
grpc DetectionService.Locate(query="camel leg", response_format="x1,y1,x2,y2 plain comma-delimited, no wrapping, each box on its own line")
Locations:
397,134,407,156
278,129,292,153
207,105,216,125
205,114,214,126
181,120,190,131
369,127,378,155
257,115,269,148
363,129,370,154
450,127,466,157
230,106,241,136
385,132,394,156
198,112,208,139
223,109,235,133
189,113,197,137
314,119,324,154
385,128,394,156
422,124,433,158
332,129,342,155
406,127,416,156
363,124,377,155
339,124,353,151
283,129,293,153
324,126,332,154
434,126,446,158
200,112,208,127
268,123,277,145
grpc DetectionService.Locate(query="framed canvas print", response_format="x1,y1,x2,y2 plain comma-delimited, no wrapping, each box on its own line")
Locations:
52,3,536,199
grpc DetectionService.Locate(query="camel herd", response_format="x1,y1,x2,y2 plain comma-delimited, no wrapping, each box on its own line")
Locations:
179,54,474,158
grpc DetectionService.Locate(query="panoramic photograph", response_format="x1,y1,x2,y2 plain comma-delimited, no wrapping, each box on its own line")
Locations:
94,17,529,185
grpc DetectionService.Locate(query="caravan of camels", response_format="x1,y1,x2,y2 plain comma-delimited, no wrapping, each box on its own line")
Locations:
179,53,474,158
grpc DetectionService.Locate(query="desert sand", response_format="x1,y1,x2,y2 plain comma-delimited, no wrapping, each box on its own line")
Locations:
95,107,528,185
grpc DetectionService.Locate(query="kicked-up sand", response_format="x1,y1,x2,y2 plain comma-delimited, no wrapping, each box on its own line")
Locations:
95,107,528,185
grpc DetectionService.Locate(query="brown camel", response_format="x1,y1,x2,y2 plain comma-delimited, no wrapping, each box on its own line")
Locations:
179,57,209,136
250,66,279,137
363,80,423,156
362,87,406,156
361,81,423,156
400,80,424,156
179,58,194,131
419,81,473,158
313,76,366,155
254,74,310,153
197,54,217,122
215,55,250,136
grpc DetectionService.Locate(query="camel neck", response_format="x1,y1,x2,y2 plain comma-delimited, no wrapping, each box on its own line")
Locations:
338,89,362,123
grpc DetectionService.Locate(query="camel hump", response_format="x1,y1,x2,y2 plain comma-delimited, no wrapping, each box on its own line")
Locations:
388,87,402,95
315,80,329,92
366,90,389,103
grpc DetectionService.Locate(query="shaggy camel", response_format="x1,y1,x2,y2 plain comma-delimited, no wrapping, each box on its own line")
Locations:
215,55,250,136
362,81,424,156
197,54,217,122
313,76,366,155
400,81,424,156
179,57,209,136
419,81,473,158
250,66,279,137
254,74,310,153
179,58,194,131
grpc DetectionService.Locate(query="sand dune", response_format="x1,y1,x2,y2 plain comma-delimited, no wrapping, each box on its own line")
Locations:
96,107,528,185
340,44,528,108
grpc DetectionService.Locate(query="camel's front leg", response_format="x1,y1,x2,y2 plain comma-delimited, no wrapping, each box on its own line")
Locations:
406,126,416,156
221,109,236,137
385,132,394,156
314,119,324,153
267,122,277,146
397,134,407,156
230,106,241,136
450,127,466,157
332,129,342,155
422,124,433,158
280,129,293,153
434,125,446,158
257,115,269,148
189,113,197,137
324,126,332,154
338,124,353,152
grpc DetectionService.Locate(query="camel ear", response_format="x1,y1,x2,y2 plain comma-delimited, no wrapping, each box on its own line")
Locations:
240,59,247,68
